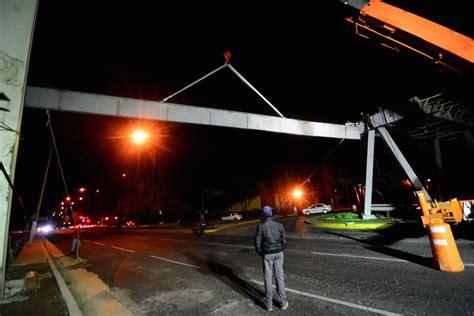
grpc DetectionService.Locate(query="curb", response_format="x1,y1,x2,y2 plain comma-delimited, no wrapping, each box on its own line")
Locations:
204,219,260,233
39,237,83,316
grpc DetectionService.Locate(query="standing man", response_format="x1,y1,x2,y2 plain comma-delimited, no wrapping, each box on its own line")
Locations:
198,212,206,238
254,205,289,311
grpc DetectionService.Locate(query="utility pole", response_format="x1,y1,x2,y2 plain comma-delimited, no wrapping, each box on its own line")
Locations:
29,147,53,245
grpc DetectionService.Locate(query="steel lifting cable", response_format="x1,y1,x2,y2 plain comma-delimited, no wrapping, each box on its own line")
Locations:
161,51,286,118
226,64,285,118
161,64,227,102
45,110,77,226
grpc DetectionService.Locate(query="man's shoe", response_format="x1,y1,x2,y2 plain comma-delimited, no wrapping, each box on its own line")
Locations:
267,307,273,312
281,300,289,310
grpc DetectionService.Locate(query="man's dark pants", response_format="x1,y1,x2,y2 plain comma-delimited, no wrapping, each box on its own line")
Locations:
262,252,286,309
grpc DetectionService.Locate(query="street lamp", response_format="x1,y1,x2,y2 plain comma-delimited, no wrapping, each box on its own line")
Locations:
131,129,149,144
292,188,303,199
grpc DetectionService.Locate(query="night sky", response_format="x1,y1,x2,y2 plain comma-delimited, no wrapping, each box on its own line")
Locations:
10,1,473,228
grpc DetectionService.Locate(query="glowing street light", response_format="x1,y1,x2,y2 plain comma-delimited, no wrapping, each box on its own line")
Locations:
131,129,149,144
292,188,303,199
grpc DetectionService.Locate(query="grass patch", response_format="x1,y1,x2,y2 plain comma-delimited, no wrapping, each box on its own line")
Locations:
307,212,398,224
334,212,360,221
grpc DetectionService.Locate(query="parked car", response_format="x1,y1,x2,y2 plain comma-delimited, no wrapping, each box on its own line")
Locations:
302,203,332,215
221,213,243,221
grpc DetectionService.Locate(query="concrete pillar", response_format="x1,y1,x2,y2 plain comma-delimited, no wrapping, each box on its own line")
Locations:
363,130,376,219
0,0,39,297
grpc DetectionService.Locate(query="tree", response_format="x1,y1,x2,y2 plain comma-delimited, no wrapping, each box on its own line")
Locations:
119,182,148,225
165,198,193,223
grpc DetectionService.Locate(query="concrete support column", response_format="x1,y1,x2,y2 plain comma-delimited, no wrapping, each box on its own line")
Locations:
363,129,375,219
0,0,38,297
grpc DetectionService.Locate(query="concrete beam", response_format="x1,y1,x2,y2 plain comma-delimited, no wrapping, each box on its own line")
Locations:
25,86,364,140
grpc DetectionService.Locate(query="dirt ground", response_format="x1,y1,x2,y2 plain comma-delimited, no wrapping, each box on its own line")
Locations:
0,262,68,316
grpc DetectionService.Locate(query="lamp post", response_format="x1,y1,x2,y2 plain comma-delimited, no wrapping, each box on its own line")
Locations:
131,129,157,227
292,188,303,216
132,129,148,186
150,147,156,227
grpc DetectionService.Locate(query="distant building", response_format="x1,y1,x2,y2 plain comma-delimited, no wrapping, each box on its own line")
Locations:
226,196,261,214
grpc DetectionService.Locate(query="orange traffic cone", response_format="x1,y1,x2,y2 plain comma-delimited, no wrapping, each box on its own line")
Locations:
427,223,464,272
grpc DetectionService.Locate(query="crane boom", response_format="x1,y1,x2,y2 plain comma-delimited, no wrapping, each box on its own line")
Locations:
341,0,474,73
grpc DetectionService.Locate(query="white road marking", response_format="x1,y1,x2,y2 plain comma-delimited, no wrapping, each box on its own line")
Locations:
312,251,408,262
312,251,474,267
149,255,200,269
250,279,402,315
89,238,474,268
206,242,254,249
157,238,254,249
111,246,135,253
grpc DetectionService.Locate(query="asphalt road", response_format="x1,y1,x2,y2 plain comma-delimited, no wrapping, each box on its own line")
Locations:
45,216,474,315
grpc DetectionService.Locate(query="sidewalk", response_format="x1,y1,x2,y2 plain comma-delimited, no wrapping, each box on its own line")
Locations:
0,234,77,316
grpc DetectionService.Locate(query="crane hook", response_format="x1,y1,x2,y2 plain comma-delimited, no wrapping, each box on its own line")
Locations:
223,50,231,65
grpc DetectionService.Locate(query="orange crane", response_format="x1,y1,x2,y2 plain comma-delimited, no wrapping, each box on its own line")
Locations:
341,0,472,272
340,0,474,73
